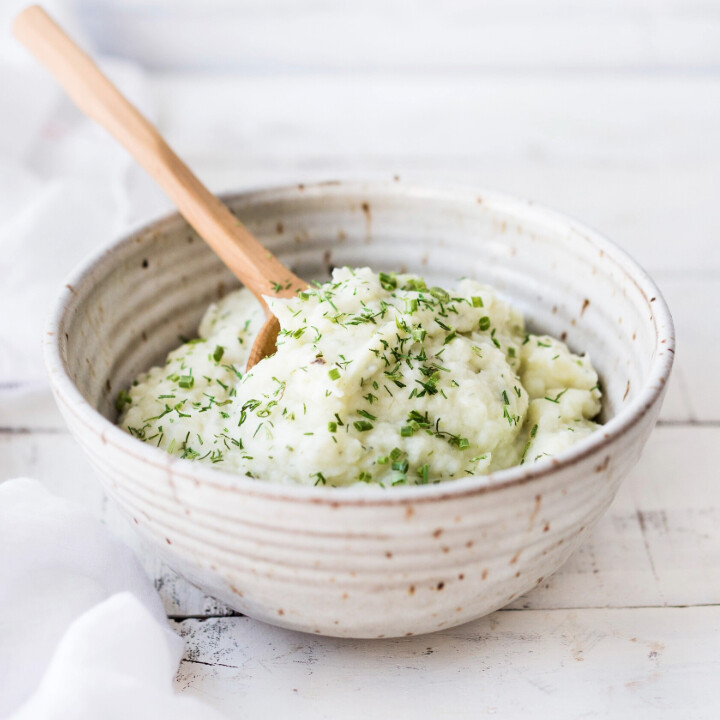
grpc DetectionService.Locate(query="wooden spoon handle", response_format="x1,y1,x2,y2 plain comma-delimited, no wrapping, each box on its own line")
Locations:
13,5,306,308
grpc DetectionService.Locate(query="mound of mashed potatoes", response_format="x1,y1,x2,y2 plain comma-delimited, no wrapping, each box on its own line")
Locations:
118,267,601,487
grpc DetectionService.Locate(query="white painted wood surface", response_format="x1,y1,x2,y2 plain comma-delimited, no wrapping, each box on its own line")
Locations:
77,0,720,72
173,607,720,719
2,2,720,713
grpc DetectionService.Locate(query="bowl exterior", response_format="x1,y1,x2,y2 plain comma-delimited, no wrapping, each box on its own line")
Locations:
46,181,674,638
53,391,658,638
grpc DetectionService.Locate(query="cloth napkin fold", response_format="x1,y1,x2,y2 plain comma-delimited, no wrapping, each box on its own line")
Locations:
0,479,226,719
0,0,169,390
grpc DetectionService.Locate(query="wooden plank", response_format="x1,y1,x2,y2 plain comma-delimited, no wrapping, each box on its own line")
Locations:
509,426,720,609
1,425,717,616
0,387,65,431
154,74,720,166
150,74,720,278
78,0,720,72
172,606,720,719
656,276,720,423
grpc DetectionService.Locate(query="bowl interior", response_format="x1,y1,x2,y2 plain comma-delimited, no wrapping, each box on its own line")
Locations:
57,182,666,448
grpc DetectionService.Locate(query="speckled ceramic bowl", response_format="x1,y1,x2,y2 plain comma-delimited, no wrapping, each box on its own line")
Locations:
45,181,674,638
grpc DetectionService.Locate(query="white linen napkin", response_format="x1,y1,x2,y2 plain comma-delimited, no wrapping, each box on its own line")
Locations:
0,0,169,391
0,478,226,719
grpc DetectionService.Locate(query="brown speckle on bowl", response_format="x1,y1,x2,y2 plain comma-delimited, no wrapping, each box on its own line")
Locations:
361,202,371,243
531,494,542,523
595,456,610,473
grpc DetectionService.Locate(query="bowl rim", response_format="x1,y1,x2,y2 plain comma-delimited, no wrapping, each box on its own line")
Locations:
44,179,675,505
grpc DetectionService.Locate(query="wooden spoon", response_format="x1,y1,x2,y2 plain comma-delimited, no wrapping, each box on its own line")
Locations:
13,5,308,369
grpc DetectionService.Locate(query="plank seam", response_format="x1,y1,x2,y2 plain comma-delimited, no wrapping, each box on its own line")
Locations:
166,602,720,621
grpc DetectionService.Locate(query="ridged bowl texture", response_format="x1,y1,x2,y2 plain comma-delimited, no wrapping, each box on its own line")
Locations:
45,181,674,638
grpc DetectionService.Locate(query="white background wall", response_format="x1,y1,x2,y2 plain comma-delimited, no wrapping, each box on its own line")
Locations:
75,0,720,72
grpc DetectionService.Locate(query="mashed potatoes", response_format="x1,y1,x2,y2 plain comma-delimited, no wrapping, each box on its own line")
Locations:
118,267,601,486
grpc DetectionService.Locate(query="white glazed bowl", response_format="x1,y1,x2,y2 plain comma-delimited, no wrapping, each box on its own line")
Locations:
45,181,674,638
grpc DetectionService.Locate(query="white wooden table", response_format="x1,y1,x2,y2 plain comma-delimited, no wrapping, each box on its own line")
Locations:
2,2,720,714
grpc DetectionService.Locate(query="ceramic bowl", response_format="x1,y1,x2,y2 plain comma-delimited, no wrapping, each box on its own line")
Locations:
45,181,674,638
